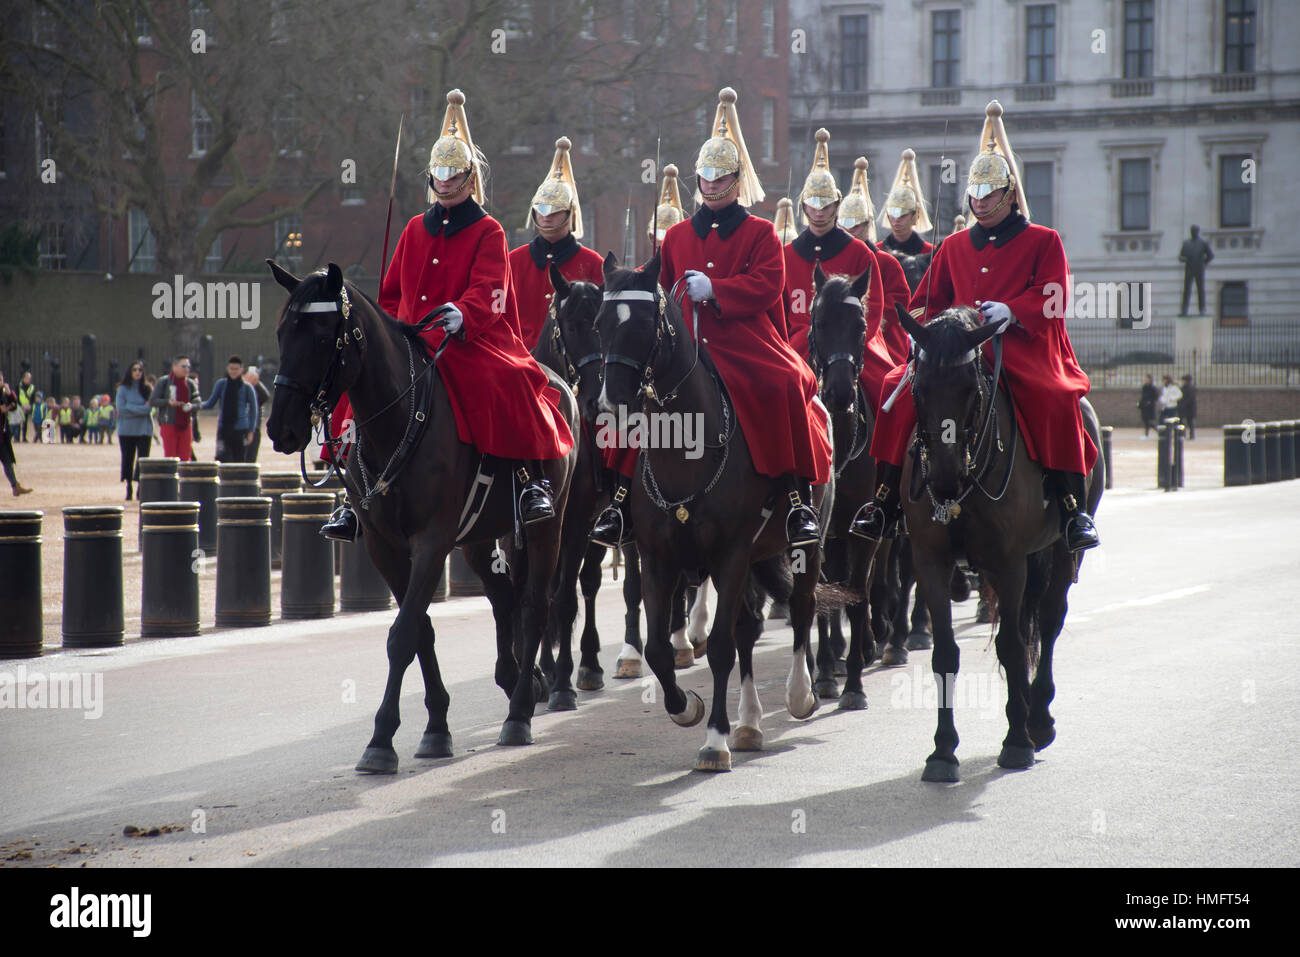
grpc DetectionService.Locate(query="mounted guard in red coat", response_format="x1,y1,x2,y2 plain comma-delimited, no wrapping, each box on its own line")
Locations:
870,150,936,361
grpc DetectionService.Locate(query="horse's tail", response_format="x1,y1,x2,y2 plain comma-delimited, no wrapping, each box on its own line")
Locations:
750,554,793,604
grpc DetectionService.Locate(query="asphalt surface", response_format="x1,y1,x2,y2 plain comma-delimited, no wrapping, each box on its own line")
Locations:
1,477,1297,868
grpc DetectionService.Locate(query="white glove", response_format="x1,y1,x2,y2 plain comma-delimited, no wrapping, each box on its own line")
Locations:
684,270,713,303
441,302,464,335
978,300,1013,333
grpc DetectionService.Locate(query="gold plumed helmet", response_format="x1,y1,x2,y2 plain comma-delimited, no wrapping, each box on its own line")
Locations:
428,89,486,205
798,128,841,224
880,148,933,234
774,197,799,245
648,163,685,242
526,136,585,239
965,100,1030,219
838,156,876,241
694,87,764,207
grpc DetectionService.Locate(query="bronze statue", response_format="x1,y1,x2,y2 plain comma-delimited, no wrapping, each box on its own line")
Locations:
1178,225,1214,316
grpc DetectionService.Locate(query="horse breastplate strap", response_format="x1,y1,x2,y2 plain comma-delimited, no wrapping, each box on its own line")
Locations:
357,350,435,506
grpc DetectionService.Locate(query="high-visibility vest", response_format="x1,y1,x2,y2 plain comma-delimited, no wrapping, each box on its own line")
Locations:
59,408,72,424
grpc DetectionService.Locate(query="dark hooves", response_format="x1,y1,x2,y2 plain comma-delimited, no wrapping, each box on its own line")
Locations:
997,744,1036,770
694,747,732,772
548,689,578,712
880,644,908,667
921,757,960,783
576,666,604,691
905,631,933,651
1028,724,1057,751
814,678,840,700
497,719,534,747
837,690,869,711
356,746,400,774
414,732,453,759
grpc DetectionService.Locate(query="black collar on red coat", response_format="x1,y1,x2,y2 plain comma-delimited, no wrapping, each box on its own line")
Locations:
880,231,929,255
791,225,853,264
968,212,1029,251
423,198,487,238
690,200,749,239
527,232,580,269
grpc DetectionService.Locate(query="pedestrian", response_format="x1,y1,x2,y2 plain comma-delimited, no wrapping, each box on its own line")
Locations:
87,396,102,444
1158,374,1182,423
69,395,87,442
102,394,117,444
17,371,36,441
116,361,153,500
150,355,201,462
243,366,272,461
0,377,34,496
32,392,47,442
58,397,73,443
1178,374,1197,439
201,355,258,463
1139,373,1158,437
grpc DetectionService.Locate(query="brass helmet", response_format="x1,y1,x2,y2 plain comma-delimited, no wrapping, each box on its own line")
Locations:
428,89,486,205
798,128,841,225
648,163,686,242
525,136,585,239
774,197,799,245
965,100,1031,219
838,156,876,241
880,148,933,234
694,87,764,207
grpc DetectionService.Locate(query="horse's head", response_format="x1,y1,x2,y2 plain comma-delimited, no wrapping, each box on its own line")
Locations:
809,262,871,413
898,303,1000,498
265,260,363,454
595,249,671,413
548,262,605,424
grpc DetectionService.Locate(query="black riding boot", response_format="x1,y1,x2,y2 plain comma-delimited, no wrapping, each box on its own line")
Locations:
320,494,360,543
517,462,555,525
590,482,630,548
1051,470,1099,552
784,475,820,548
849,462,903,541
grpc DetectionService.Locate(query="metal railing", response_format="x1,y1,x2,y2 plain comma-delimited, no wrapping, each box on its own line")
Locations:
1069,324,1300,388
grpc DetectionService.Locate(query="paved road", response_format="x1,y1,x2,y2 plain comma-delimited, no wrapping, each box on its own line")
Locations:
1,479,1296,867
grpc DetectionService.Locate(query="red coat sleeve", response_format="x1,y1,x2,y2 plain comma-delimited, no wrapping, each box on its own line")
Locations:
378,225,408,317
709,225,786,319
1003,230,1069,340
452,223,514,343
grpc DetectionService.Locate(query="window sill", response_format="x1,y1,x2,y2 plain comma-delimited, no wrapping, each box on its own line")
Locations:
1204,228,1262,251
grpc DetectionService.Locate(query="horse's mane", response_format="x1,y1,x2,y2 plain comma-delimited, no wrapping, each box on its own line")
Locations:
921,306,982,362
813,274,859,310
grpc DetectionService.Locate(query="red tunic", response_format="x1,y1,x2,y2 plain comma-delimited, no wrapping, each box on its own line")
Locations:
375,203,573,460
869,216,1097,475
783,230,896,415
873,249,913,363
659,205,832,485
507,235,605,351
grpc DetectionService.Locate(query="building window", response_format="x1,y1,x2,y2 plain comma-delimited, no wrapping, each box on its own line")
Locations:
128,208,156,273
1022,161,1053,228
840,15,868,92
724,1,738,53
136,11,152,44
1026,5,1055,84
1219,281,1248,325
932,11,960,88
619,89,636,159
275,93,300,155
199,213,222,273
191,91,212,156
928,163,962,231
1219,154,1252,228
1123,0,1154,79
503,0,531,37
341,185,364,206
1119,158,1151,230
762,1,776,55
694,0,708,50
762,98,776,162
275,214,303,272
33,7,57,47
697,103,710,139
1224,0,1256,73
580,2,595,39
40,222,66,271
190,1,215,45
621,0,636,42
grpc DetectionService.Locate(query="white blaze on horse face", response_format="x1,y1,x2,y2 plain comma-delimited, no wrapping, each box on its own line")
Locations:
598,380,613,413
738,675,762,732
616,303,631,324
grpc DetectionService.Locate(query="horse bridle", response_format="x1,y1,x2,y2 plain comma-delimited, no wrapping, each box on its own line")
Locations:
548,290,604,391
809,291,870,479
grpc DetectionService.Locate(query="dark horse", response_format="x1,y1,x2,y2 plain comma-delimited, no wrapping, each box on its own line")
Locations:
595,251,827,772
894,304,1103,782
265,262,579,771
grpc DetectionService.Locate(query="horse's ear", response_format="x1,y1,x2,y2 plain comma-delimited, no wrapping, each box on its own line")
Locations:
549,262,570,301
966,320,1003,349
812,262,827,292
640,248,661,284
898,303,928,345
266,259,300,293
325,262,344,297
850,261,872,301
603,251,619,276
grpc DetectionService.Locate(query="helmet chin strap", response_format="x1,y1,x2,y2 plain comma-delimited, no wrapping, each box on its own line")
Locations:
699,175,739,202
970,178,1016,225
431,171,474,203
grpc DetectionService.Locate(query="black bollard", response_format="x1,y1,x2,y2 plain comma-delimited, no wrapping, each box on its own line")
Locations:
1249,420,1267,484
214,497,272,628
62,506,125,648
140,501,201,638
0,511,44,658
137,457,180,549
280,493,336,619
448,546,484,596
178,461,220,555
1100,425,1113,490
218,462,261,499
261,472,303,570
1264,422,1281,483
1223,424,1252,486
1282,420,1297,481
1174,423,1186,488
340,539,394,612
1156,421,1174,491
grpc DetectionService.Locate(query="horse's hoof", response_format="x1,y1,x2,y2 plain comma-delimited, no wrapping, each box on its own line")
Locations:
532,671,551,704
548,689,578,712
833,658,847,677
674,646,694,669
670,689,706,727
921,758,959,783
692,638,707,660
997,744,1036,770
837,690,869,711
731,726,763,751
880,644,908,667
694,747,732,772
497,720,534,747
905,631,932,651
788,692,818,720
1028,723,1057,752
815,678,839,700
355,747,399,774
576,666,604,691
613,658,641,679
414,732,453,759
